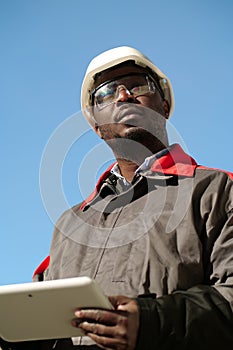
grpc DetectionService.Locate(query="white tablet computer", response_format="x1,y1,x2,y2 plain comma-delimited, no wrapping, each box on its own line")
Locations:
0,276,113,342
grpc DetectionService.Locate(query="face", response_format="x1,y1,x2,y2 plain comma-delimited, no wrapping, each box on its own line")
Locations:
91,64,169,155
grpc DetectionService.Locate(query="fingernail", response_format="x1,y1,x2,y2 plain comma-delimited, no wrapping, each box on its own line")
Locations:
75,310,82,317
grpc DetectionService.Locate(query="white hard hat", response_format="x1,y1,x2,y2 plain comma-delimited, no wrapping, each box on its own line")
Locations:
81,46,175,126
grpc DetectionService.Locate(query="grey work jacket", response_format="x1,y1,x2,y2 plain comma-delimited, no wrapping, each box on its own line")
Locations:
44,144,233,349
2,144,233,349
47,145,233,303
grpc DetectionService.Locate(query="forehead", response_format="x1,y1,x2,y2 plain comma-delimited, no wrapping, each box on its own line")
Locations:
93,63,149,88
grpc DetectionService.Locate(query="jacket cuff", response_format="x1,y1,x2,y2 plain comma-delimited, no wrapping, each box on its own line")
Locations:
135,297,160,350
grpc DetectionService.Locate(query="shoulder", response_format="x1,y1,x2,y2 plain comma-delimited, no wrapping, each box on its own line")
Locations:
194,165,233,214
54,202,83,230
194,165,233,195
196,164,233,181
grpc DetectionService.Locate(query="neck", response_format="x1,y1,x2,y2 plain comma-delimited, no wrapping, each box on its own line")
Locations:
106,129,168,182
114,141,167,183
116,158,139,183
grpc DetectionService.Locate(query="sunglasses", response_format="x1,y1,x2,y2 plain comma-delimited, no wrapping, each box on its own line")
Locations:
91,73,163,111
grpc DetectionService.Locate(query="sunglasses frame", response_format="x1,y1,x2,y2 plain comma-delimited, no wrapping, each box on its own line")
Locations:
90,72,164,111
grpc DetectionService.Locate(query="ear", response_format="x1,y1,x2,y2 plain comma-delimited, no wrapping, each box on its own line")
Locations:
163,100,170,119
94,124,103,139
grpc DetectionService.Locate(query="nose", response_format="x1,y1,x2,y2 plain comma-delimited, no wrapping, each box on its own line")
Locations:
116,85,136,103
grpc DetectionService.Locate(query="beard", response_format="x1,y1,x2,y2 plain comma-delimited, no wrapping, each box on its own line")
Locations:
104,126,168,165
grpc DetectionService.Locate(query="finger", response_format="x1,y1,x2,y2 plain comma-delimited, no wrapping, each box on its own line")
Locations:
78,321,112,336
87,333,127,350
78,321,127,338
74,309,121,325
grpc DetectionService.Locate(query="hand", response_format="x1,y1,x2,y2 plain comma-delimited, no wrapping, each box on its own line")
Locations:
72,295,139,350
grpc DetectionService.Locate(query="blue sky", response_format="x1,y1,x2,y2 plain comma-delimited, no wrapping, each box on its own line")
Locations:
1,0,233,285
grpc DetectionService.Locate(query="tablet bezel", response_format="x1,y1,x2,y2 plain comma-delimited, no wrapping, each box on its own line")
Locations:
0,276,112,342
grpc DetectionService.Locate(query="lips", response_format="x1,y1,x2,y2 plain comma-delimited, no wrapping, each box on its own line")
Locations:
114,104,144,124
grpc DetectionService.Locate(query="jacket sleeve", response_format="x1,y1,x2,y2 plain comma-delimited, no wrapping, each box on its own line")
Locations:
136,285,233,350
135,176,233,350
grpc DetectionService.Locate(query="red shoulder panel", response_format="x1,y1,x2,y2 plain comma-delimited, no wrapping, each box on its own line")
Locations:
32,255,50,279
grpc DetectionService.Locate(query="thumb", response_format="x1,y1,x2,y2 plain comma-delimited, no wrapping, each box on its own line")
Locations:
108,295,118,309
108,295,130,309
117,303,129,311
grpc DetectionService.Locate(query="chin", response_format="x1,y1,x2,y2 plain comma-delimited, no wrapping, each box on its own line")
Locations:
124,126,150,140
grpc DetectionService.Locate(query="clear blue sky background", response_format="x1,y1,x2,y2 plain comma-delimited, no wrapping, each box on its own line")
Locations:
1,0,233,285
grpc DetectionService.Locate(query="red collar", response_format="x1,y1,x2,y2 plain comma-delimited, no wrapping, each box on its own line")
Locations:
150,144,197,177
80,144,197,210
80,162,116,210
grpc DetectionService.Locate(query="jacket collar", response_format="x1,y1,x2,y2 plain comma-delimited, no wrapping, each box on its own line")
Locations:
80,162,117,210
149,143,197,177
80,144,197,210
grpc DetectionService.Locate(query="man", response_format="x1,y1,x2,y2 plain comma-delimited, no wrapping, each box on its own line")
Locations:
2,46,233,349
